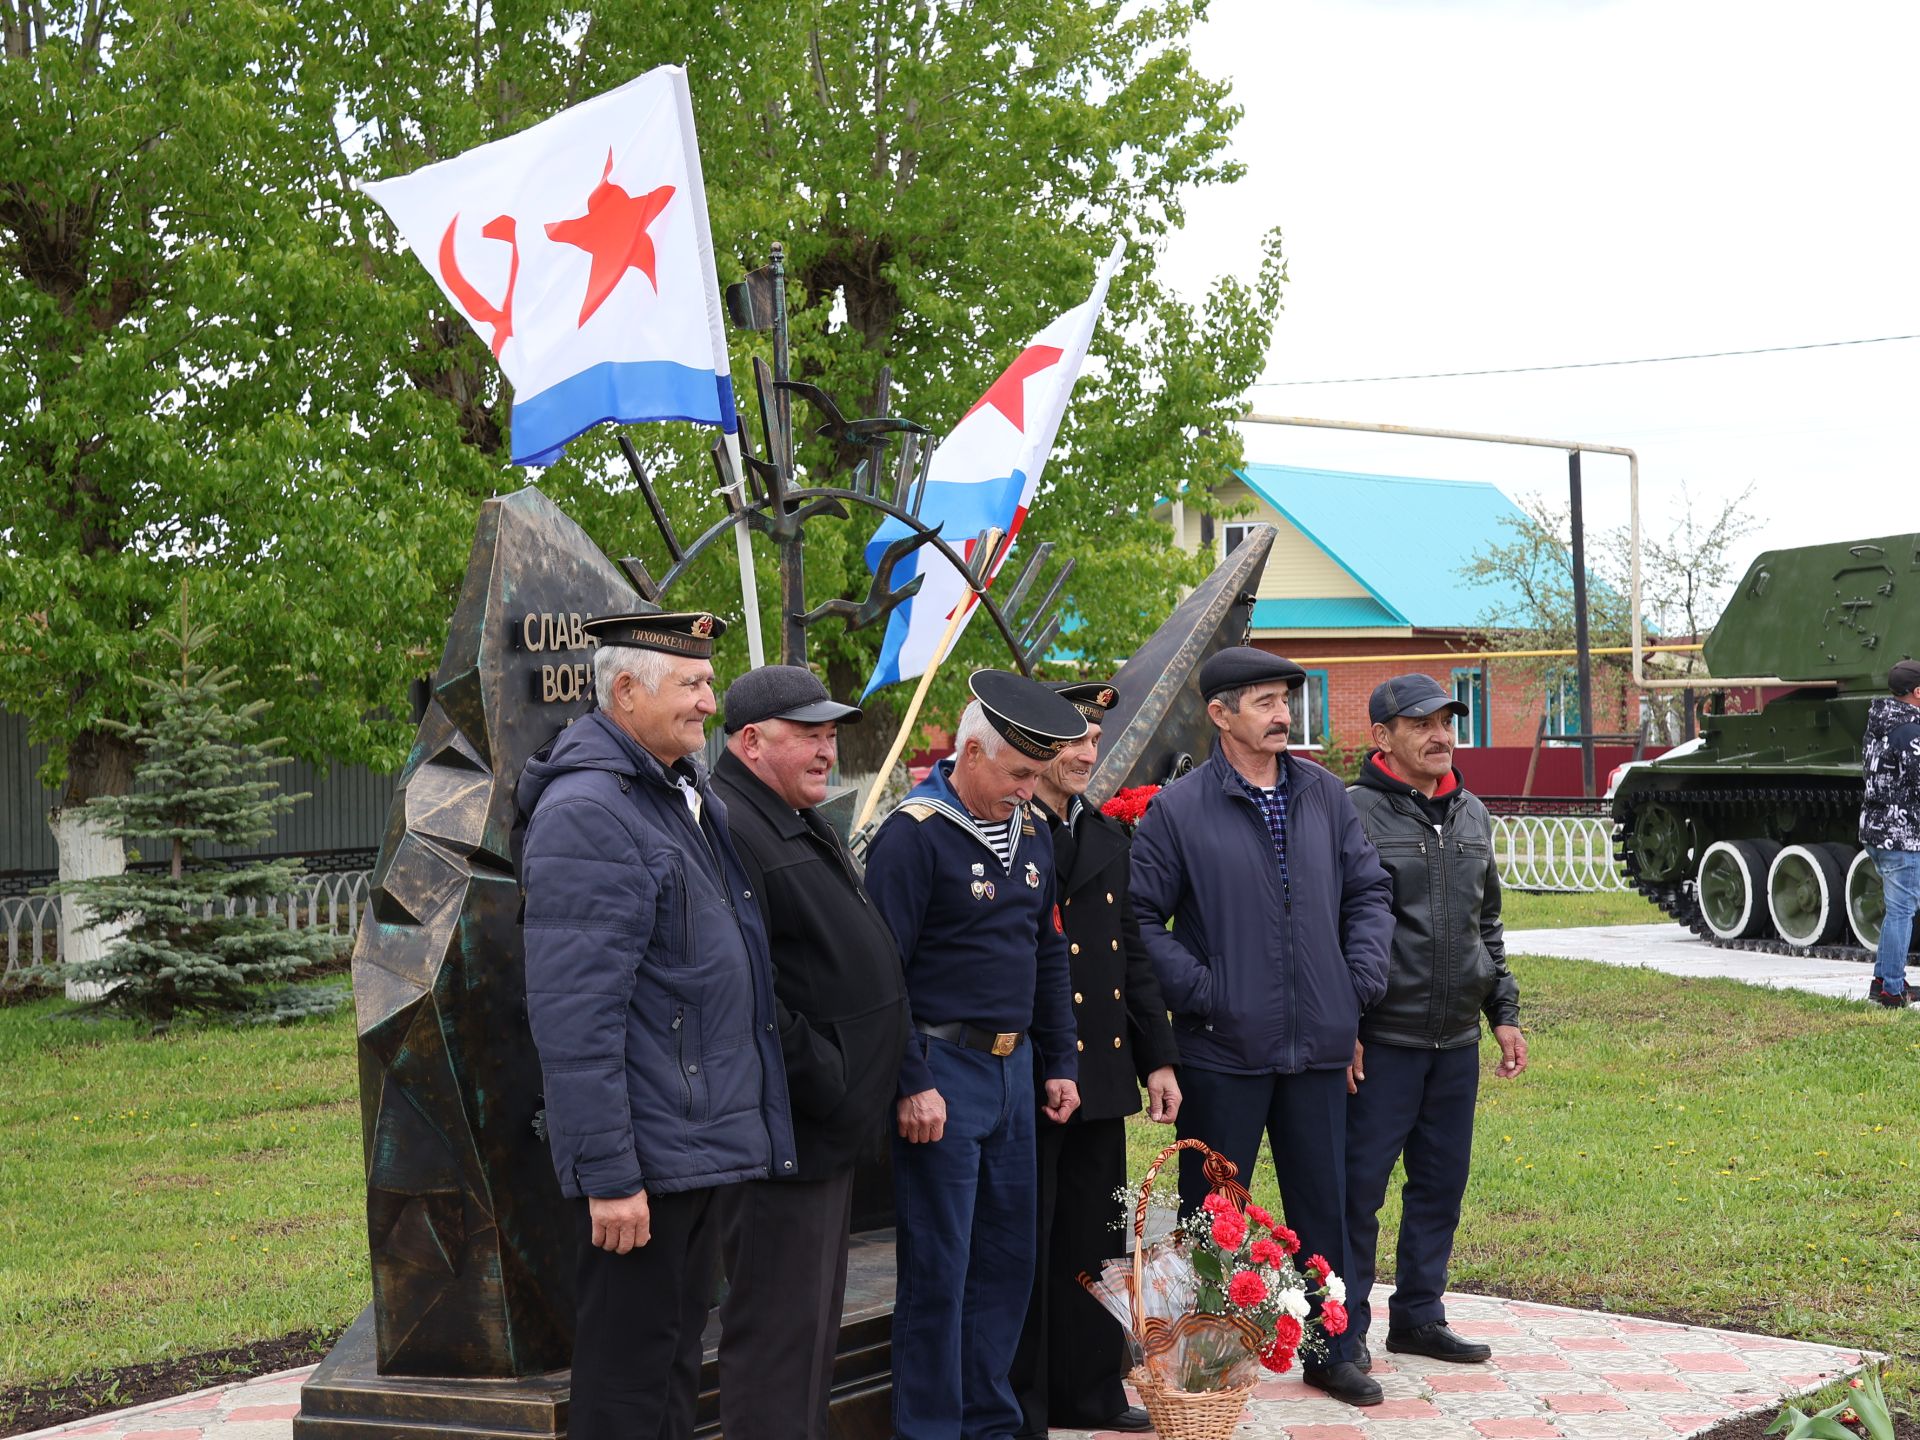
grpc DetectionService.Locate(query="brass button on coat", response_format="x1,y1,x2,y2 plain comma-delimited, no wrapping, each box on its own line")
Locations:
1070,942,1081,955
1076,1040,1085,1052
1073,991,1084,1004
1106,892,1114,903
1113,988,1122,1000
1110,939,1119,951
1113,1036,1123,1048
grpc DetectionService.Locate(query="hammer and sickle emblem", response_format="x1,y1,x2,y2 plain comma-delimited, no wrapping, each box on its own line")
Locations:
438,213,521,358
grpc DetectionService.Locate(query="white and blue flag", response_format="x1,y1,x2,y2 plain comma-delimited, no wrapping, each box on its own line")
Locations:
862,241,1124,696
363,65,736,467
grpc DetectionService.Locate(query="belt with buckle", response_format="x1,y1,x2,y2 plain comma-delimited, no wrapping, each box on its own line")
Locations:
916,1021,1025,1057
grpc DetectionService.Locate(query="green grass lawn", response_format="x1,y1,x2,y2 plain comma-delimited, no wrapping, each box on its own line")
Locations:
2,893,1912,1413
1501,886,1668,929
0,998,366,1387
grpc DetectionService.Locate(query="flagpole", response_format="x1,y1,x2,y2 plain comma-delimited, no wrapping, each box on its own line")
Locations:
719,428,766,667
854,527,1002,834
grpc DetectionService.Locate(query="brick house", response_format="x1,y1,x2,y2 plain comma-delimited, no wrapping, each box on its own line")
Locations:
1162,464,1645,793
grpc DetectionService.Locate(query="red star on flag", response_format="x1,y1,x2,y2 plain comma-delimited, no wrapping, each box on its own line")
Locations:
545,151,675,327
963,344,1064,432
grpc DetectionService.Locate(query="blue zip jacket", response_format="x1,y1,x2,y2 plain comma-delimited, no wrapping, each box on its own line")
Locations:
1128,744,1394,1074
517,710,797,1198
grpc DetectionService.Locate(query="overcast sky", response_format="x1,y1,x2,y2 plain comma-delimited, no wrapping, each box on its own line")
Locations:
1158,0,1920,576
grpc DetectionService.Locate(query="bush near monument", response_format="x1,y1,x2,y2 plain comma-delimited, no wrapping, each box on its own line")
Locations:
52,614,344,1029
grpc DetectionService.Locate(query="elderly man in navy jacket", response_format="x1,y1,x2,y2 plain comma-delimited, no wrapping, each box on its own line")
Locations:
1130,646,1393,1409
518,612,796,1440
865,670,1084,1440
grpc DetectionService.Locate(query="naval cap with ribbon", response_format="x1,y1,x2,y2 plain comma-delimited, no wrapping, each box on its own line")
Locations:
968,670,1088,762
582,611,727,660
1046,679,1121,723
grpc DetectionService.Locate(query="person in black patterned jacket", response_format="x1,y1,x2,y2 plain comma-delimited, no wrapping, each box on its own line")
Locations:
1859,657,1920,1007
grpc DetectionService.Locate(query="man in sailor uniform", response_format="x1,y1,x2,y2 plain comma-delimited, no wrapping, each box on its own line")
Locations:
864,670,1086,1440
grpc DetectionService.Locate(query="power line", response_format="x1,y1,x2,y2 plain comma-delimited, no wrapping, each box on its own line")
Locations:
1250,332,1920,387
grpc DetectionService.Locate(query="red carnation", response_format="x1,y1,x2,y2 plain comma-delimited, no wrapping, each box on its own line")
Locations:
1259,1338,1296,1374
1321,1300,1349,1336
1201,1191,1232,1216
1245,1204,1275,1229
1210,1212,1247,1250
1227,1270,1268,1308
1272,1313,1303,1349
1249,1238,1286,1268
1304,1253,1332,1282
1101,785,1161,826
1272,1225,1301,1255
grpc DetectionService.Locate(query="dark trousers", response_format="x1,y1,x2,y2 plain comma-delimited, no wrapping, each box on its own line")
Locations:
569,1188,718,1440
1175,1064,1350,1362
715,1168,857,1440
1342,1040,1480,1361
891,1036,1037,1440
1010,1116,1130,1435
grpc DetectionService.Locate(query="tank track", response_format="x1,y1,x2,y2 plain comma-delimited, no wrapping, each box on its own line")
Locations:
1613,782,1873,962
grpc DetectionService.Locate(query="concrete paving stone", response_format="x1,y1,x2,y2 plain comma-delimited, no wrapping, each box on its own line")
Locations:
1556,1338,1636,1353
1366,1399,1445,1420
1551,1416,1675,1438
1280,1426,1370,1440
1425,1373,1516,1393
1496,1354,1577,1371
120,1429,203,1440
1457,1320,1530,1337
1433,1394,1557,1420
1501,923,1919,1003
220,1407,297,1424
1598,1374,1691,1393
1661,1352,1753,1372
1542,1393,1631,1413
1471,1420,1565,1438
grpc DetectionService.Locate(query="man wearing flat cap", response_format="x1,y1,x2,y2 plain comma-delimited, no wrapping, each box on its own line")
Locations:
1339,674,1525,1376
710,666,910,1440
864,669,1085,1440
1130,645,1393,1408
517,612,796,1440
1011,680,1180,1438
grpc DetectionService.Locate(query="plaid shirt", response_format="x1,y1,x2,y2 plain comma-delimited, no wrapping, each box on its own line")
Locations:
1237,768,1292,912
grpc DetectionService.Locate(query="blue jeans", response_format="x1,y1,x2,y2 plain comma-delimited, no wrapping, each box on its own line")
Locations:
1870,847,1920,995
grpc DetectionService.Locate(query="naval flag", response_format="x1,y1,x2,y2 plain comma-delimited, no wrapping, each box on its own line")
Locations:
861,241,1125,697
362,65,736,467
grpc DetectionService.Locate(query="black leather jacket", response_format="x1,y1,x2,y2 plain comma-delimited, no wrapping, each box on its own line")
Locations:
1347,754,1520,1050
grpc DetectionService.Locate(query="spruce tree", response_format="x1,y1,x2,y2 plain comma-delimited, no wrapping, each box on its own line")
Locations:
55,605,345,1029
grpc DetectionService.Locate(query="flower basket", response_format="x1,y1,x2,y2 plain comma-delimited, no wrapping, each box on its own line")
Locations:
1124,1140,1260,1440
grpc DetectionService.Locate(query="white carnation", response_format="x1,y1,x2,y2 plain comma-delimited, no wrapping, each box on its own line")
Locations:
1279,1286,1309,1319
1325,1276,1346,1304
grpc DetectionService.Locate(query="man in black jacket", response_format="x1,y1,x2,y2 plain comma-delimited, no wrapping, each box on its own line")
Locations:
711,666,911,1440
1011,680,1180,1438
1342,674,1527,1373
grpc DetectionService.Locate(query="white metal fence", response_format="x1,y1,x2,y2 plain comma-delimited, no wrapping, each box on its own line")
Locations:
1492,815,1629,893
2,870,373,987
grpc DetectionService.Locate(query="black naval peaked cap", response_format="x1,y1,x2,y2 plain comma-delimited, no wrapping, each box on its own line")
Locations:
723,665,864,733
1047,679,1121,722
969,670,1088,762
1197,645,1306,700
582,611,727,660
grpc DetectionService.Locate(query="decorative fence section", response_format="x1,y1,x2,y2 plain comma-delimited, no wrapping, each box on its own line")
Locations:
1,870,373,987
1492,814,1629,893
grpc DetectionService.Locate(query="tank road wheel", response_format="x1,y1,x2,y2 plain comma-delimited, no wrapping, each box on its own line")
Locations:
1767,843,1852,949
1630,801,1691,884
1696,839,1781,941
1846,848,1884,951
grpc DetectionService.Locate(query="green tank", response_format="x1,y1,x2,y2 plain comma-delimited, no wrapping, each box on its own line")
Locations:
1611,532,1920,955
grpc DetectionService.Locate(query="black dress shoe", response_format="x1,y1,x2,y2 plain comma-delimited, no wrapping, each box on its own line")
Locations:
1302,1360,1384,1406
1385,1321,1493,1363
1048,1406,1153,1433
1353,1346,1372,1372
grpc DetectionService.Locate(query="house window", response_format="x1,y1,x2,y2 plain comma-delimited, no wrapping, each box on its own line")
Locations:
1543,669,1581,740
1221,522,1258,557
1288,670,1330,750
1449,668,1488,747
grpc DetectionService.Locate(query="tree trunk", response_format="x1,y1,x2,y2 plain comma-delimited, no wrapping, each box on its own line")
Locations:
51,729,137,999
828,655,897,775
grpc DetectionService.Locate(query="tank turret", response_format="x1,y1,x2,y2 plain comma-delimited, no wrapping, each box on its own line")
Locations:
1612,532,1920,960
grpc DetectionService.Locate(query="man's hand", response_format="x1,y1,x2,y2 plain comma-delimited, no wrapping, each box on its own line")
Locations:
1145,1066,1182,1124
1346,1039,1366,1094
897,1088,947,1143
588,1190,651,1254
1492,1024,1528,1078
1042,1078,1081,1124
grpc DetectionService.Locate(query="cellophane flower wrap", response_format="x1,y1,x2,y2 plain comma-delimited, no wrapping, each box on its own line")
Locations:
1080,1187,1348,1393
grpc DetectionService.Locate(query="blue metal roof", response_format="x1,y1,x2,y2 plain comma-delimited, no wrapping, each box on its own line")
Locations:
1250,597,1404,630
1235,464,1536,631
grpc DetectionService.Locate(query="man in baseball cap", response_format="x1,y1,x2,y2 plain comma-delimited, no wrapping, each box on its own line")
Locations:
1339,675,1525,1374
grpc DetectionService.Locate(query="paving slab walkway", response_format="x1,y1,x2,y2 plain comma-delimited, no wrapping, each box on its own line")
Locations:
21,1288,1870,1440
1504,922,1918,1003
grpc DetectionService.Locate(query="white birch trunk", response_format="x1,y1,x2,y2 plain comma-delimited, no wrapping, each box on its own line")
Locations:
50,804,127,1000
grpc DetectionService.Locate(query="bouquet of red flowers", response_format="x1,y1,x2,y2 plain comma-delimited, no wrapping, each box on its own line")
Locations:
1081,1140,1347,1429
1100,784,1160,827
